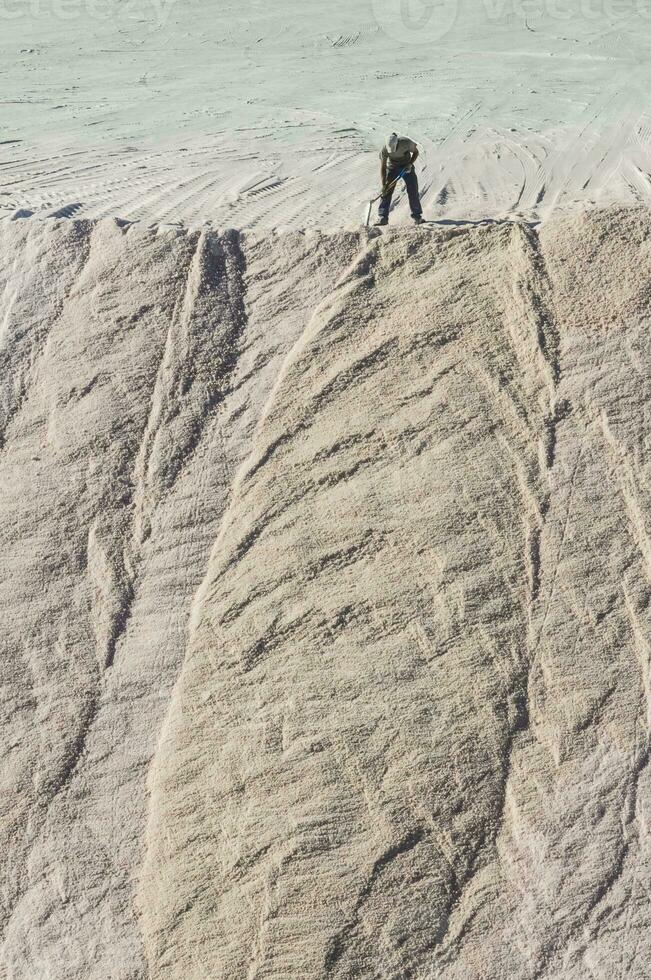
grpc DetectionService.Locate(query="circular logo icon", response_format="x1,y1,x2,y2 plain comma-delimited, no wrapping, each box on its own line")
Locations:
372,0,459,44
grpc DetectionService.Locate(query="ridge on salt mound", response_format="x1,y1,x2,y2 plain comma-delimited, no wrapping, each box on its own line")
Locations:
1,209,650,979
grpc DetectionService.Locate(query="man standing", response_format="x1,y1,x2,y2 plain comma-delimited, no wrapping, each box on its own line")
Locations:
377,133,423,226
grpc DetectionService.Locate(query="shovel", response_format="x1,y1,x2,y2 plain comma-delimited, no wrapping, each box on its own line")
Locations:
365,168,406,227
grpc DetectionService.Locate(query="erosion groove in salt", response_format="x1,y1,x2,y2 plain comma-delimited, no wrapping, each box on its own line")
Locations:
1,208,651,979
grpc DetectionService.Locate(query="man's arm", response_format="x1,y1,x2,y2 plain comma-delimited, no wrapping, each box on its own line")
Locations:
380,148,387,187
405,141,419,171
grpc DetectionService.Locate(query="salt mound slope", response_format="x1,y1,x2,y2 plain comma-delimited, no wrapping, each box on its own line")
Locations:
141,210,651,979
0,218,364,979
1,210,651,979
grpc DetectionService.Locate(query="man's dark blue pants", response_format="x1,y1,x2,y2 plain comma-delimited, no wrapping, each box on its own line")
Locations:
378,166,422,220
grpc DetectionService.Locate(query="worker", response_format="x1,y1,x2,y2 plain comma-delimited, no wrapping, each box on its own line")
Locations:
377,132,423,226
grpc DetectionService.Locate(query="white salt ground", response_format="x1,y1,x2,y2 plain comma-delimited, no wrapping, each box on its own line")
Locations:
2,0,651,227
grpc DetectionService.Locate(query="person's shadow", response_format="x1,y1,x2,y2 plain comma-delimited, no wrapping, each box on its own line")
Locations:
421,217,540,229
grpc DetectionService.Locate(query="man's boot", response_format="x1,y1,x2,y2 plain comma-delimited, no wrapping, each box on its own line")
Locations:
413,215,424,225
376,216,388,226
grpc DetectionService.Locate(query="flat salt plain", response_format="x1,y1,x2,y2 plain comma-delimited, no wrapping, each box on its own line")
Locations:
2,0,651,228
